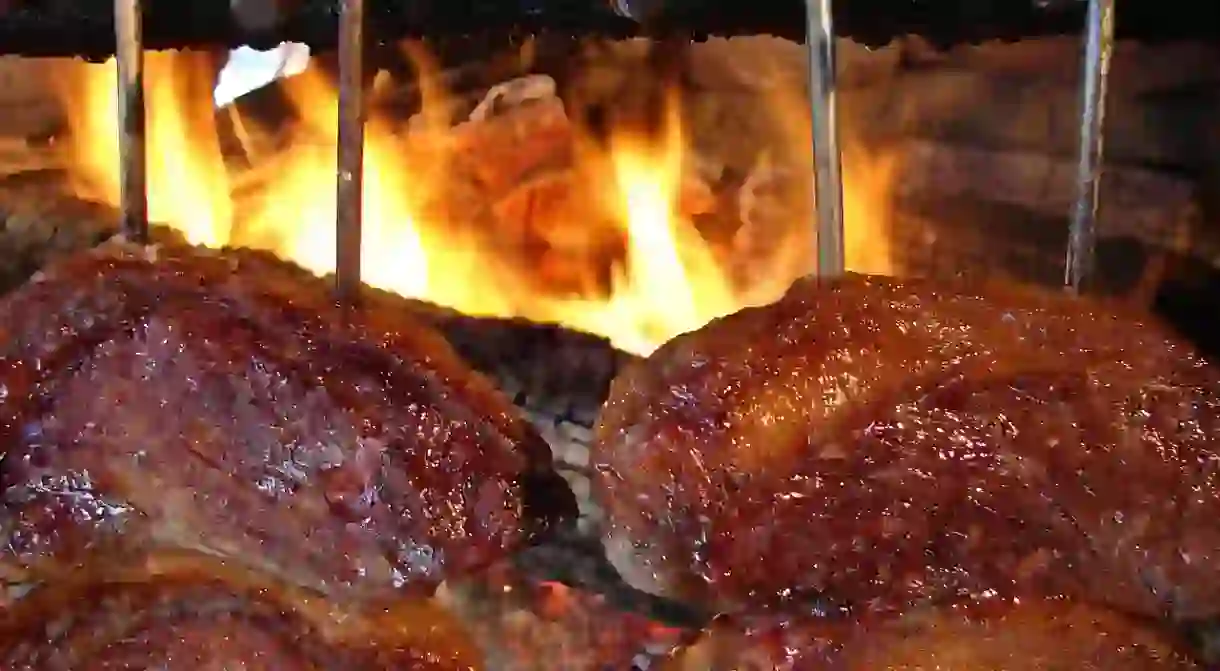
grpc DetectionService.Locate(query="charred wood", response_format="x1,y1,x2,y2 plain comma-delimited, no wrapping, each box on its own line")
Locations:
0,0,1218,57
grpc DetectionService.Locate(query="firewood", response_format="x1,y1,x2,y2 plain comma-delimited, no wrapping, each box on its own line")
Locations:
449,97,574,199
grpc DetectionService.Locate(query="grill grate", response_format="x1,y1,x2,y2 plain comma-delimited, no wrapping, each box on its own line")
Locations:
107,0,1116,302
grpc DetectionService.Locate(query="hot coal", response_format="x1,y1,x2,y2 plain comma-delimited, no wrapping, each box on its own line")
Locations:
0,0,1218,57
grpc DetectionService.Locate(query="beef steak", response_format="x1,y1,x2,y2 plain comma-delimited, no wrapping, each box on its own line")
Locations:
593,273,1220,620
0,241,576,605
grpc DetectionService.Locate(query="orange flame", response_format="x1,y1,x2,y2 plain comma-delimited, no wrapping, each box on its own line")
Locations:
57,51,233,248
246,65,432,301
52,45,894,356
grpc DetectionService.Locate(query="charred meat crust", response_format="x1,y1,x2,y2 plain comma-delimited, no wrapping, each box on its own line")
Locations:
0,241,576,602
661,599,1201,670
592,273,1220,619
0,551,484,670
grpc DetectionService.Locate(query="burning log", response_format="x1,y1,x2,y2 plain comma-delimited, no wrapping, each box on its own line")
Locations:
435,80,719,297
0,0,1217,57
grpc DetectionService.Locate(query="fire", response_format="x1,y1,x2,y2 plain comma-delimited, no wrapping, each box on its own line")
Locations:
51,44,894,356
245,64,432,301
567,89,736,354
57,51,233,249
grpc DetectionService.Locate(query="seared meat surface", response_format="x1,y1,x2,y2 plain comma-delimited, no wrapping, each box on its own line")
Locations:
662,599,1200,670
0,553,484,670
593,273,1220,619
0,241,575,604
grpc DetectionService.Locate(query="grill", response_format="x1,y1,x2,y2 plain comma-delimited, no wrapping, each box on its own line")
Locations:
0,1,1217,669
91,0,1123,302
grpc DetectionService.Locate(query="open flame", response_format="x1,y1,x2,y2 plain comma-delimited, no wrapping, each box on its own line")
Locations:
58,51,233,249
51,44,894,356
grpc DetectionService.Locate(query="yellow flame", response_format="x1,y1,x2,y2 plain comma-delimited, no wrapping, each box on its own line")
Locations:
245,66,431,300
58,52,232,248
53,45,894,356
581,91,734,354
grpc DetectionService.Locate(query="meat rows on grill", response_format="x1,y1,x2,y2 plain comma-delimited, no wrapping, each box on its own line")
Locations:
659,599,1201,670
3,240,1218,668
593,273,1220,665
0,240,578,667
0,552,484,670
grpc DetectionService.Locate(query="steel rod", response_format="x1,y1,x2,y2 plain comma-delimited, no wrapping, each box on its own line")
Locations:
804,0,845,277
335,0,366,305
1064,0,1115,292
114,0,148,243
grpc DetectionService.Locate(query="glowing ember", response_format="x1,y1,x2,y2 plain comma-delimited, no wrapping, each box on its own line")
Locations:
52,44,895,356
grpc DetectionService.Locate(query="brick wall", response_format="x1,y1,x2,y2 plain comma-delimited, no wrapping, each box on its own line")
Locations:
684,36,1220,255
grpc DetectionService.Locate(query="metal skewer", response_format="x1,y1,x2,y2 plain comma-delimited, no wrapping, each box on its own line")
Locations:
1064,0,1115,292
335,0,366,305
114,0,148,243
804,0,845,277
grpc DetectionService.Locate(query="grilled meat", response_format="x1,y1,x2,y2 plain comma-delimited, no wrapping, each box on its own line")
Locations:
662,599,1200,670
592,273,1220,619
0,552,484,670
0,240,576,605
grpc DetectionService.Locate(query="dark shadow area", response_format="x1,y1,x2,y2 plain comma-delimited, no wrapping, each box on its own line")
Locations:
1094,237,1220,361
